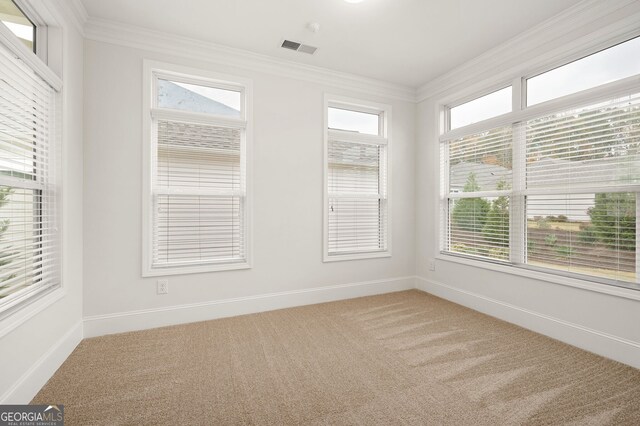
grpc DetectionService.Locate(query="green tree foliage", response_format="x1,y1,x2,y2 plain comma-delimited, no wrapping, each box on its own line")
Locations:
587,193,635,251
451,173,489,232
482,179,509,247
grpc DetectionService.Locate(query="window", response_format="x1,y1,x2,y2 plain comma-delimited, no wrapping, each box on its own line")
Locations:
324,97,391,261
0,0,35,52
441,35,640,290
446,126,512,261
449,86,512,130
0,8,61,317
527,36,640,106
143,62,251,276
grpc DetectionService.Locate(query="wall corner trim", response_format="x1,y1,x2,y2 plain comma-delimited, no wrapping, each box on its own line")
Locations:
415,276,640,370
0,321,83,404
83,276,416,338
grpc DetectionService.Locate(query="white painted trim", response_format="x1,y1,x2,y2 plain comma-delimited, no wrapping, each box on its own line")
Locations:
435,254,640,301
415,276,640,369
83,276,415,338
327,130,387,146
150,108,247,129
0,321,82,404
26,0,88,38
324,251,392,263
84,18,416,103
0,288,66,339
65,0,89,35
142,261,251,278
0,14,61,91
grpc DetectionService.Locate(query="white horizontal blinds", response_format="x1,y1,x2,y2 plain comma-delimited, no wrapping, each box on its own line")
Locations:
0,39,58,312
153,119,244,267
523,94,640,283
327,137,387,254
445,126,512,261
156,121,241,192
525,194,635,283
526,94,640,191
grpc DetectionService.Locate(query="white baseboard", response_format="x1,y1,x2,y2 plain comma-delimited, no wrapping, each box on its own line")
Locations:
1,321,83,404
84,276,416,338
415,276,640,370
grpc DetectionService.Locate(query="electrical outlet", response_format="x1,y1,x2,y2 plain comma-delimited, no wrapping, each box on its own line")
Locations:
157,279,169,295
428,259,436,271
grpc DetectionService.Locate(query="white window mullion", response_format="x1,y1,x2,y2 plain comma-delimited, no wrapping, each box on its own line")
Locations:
635,194,639,284
151,108,246,130
511,77,526,265
440,140,449,253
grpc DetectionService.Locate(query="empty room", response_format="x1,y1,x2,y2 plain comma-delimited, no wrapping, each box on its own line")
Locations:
0,0,639,424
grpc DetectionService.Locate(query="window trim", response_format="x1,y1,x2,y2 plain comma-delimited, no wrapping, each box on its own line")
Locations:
323,94,392,262
435,30,640,295
0,2,63,329
141,60,253,277
0,9,59,90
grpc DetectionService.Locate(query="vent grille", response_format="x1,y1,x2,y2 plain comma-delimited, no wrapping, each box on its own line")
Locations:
281,39,317,55
281,40,301,50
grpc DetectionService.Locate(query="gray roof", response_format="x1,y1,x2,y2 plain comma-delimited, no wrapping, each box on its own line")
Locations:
158,81,240,116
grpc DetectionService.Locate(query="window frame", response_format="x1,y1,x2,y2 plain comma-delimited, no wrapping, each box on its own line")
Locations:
436,31,640,294
323,94,392,262
0,3,62,326
141,60,253,277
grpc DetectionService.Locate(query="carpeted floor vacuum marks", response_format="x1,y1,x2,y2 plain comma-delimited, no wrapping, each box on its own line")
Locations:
33,290,640,425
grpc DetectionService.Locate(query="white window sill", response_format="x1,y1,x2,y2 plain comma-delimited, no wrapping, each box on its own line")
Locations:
143,261,251,277
0,286,66,339
435,253,640,302
324,251,391,263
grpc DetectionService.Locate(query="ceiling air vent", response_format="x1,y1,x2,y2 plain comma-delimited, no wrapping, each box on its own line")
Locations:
281,39,318,55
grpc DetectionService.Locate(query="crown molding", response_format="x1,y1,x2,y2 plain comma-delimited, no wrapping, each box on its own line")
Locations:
416,0,640,102
37,0,88,37
66,0,89,35
83,18,417,103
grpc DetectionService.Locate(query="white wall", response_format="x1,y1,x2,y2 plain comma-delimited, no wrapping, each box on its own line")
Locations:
415,1,640,368
0,1,84,403
82,39,416,335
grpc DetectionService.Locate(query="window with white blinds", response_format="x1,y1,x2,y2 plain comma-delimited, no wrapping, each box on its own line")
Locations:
440,34,640,290
324,99,390,261
523,94,640,283
143,63,251,276
444,126,512,261
0,17,60,317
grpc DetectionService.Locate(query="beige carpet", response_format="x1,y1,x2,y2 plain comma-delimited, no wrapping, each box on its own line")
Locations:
33,290,640,425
